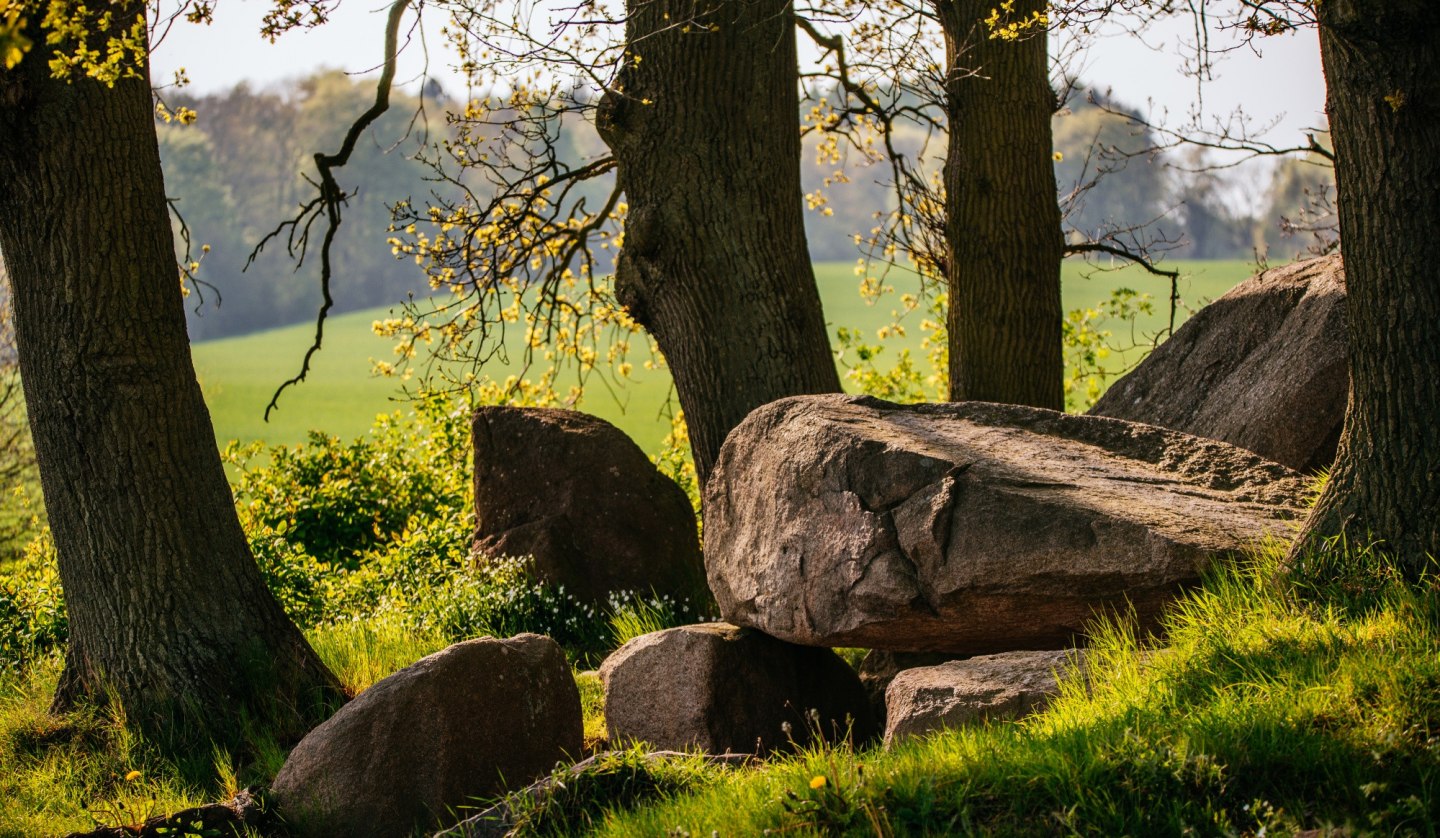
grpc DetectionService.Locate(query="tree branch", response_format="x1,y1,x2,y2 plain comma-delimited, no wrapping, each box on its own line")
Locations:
255,0,412,421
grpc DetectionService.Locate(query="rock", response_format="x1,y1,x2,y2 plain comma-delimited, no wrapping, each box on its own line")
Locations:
1090,255,1347,472
857,650,961,726
858,650,961,728
705,394,1308,653
599,622,877,754
272,634,582,838
471,407,707,604
884,650,1084,745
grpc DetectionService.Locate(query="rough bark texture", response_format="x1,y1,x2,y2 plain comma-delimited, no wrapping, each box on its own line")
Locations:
937,0,1064,409
1091,255,1348,473
705,394,1309,652
1295,2,1440,575
0,19,341,737
597,0,841,485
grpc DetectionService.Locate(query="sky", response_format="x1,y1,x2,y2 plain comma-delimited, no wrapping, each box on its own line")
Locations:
148,0,1327,145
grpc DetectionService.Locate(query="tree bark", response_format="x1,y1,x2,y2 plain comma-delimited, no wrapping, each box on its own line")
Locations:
598,0,841,486
0,12,342,740
1291,1,1440,576
936,0,1064,409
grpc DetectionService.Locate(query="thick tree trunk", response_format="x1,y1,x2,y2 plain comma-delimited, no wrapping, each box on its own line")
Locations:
0,15,342,740
1291,2,1440,576
936,0,1064,409
597,0,841,486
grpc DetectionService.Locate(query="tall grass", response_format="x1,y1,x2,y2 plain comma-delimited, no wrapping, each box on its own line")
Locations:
580,544,1440,836
0,621,448,838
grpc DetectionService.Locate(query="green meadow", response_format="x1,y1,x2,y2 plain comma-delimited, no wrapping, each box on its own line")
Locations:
192,259,1256,455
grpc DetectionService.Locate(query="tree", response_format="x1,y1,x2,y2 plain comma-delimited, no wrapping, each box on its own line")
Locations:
1289,0,1440,575
1255,138,1336,259
935,0,1064,408
801,1,1184,412
0,4,343,739
161,72,448,341
597,0,841,482
387,0,840,486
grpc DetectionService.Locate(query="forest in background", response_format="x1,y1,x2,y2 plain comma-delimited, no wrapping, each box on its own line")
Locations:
162,70,1333,342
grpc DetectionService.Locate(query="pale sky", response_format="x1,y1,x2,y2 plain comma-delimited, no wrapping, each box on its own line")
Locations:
148,1,1327,147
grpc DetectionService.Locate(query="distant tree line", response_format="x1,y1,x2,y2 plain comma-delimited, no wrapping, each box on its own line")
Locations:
161,70,445,341
161,72,1331,341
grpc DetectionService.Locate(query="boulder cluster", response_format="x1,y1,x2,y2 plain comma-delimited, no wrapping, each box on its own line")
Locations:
266,258,1341,836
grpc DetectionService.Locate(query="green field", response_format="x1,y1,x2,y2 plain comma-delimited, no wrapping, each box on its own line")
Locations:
193,259,1258,456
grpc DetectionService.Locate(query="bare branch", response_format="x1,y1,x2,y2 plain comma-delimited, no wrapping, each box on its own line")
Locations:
254,0,413,421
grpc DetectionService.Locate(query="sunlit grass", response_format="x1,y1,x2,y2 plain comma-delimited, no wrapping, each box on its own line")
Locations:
582,544,1440,836
192,260,1257,454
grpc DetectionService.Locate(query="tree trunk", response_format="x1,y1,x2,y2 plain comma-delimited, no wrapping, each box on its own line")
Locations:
597,0,841,486
0,13,342,741
1291,1,1440,576
936,0,1064,409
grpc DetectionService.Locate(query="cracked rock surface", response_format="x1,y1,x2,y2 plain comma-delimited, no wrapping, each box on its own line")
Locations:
704,394,1309,652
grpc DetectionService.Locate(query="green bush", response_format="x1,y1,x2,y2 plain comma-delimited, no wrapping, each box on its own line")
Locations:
228,397,704,666
1,394,706,674
225,395,472,570
0,532,65,674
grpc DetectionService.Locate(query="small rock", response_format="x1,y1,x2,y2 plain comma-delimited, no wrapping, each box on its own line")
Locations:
272,634,582,838
857,650,961,726
884,650,1085,745
1090,255,1347,472
472,406,707,604
600,623,877,754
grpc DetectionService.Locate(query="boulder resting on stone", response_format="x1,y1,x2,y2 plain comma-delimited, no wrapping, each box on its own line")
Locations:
272,634,582,838
705,394,1308,653
1090,255,1347,472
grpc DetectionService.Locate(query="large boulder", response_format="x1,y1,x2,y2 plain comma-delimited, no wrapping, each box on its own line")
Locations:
472,407,706,603
1090,255,1347,472
599,622,877,754
705,394,1308,653
272,634,582,838
884,650,1084,745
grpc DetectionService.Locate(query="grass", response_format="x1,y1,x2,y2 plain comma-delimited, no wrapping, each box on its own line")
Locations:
535,544,1439,836
5,542,1437,836
192,259,1256,455
0,618,453,837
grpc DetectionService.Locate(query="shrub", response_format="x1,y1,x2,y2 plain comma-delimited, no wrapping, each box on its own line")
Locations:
224,395,471,570
0,531,65,673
